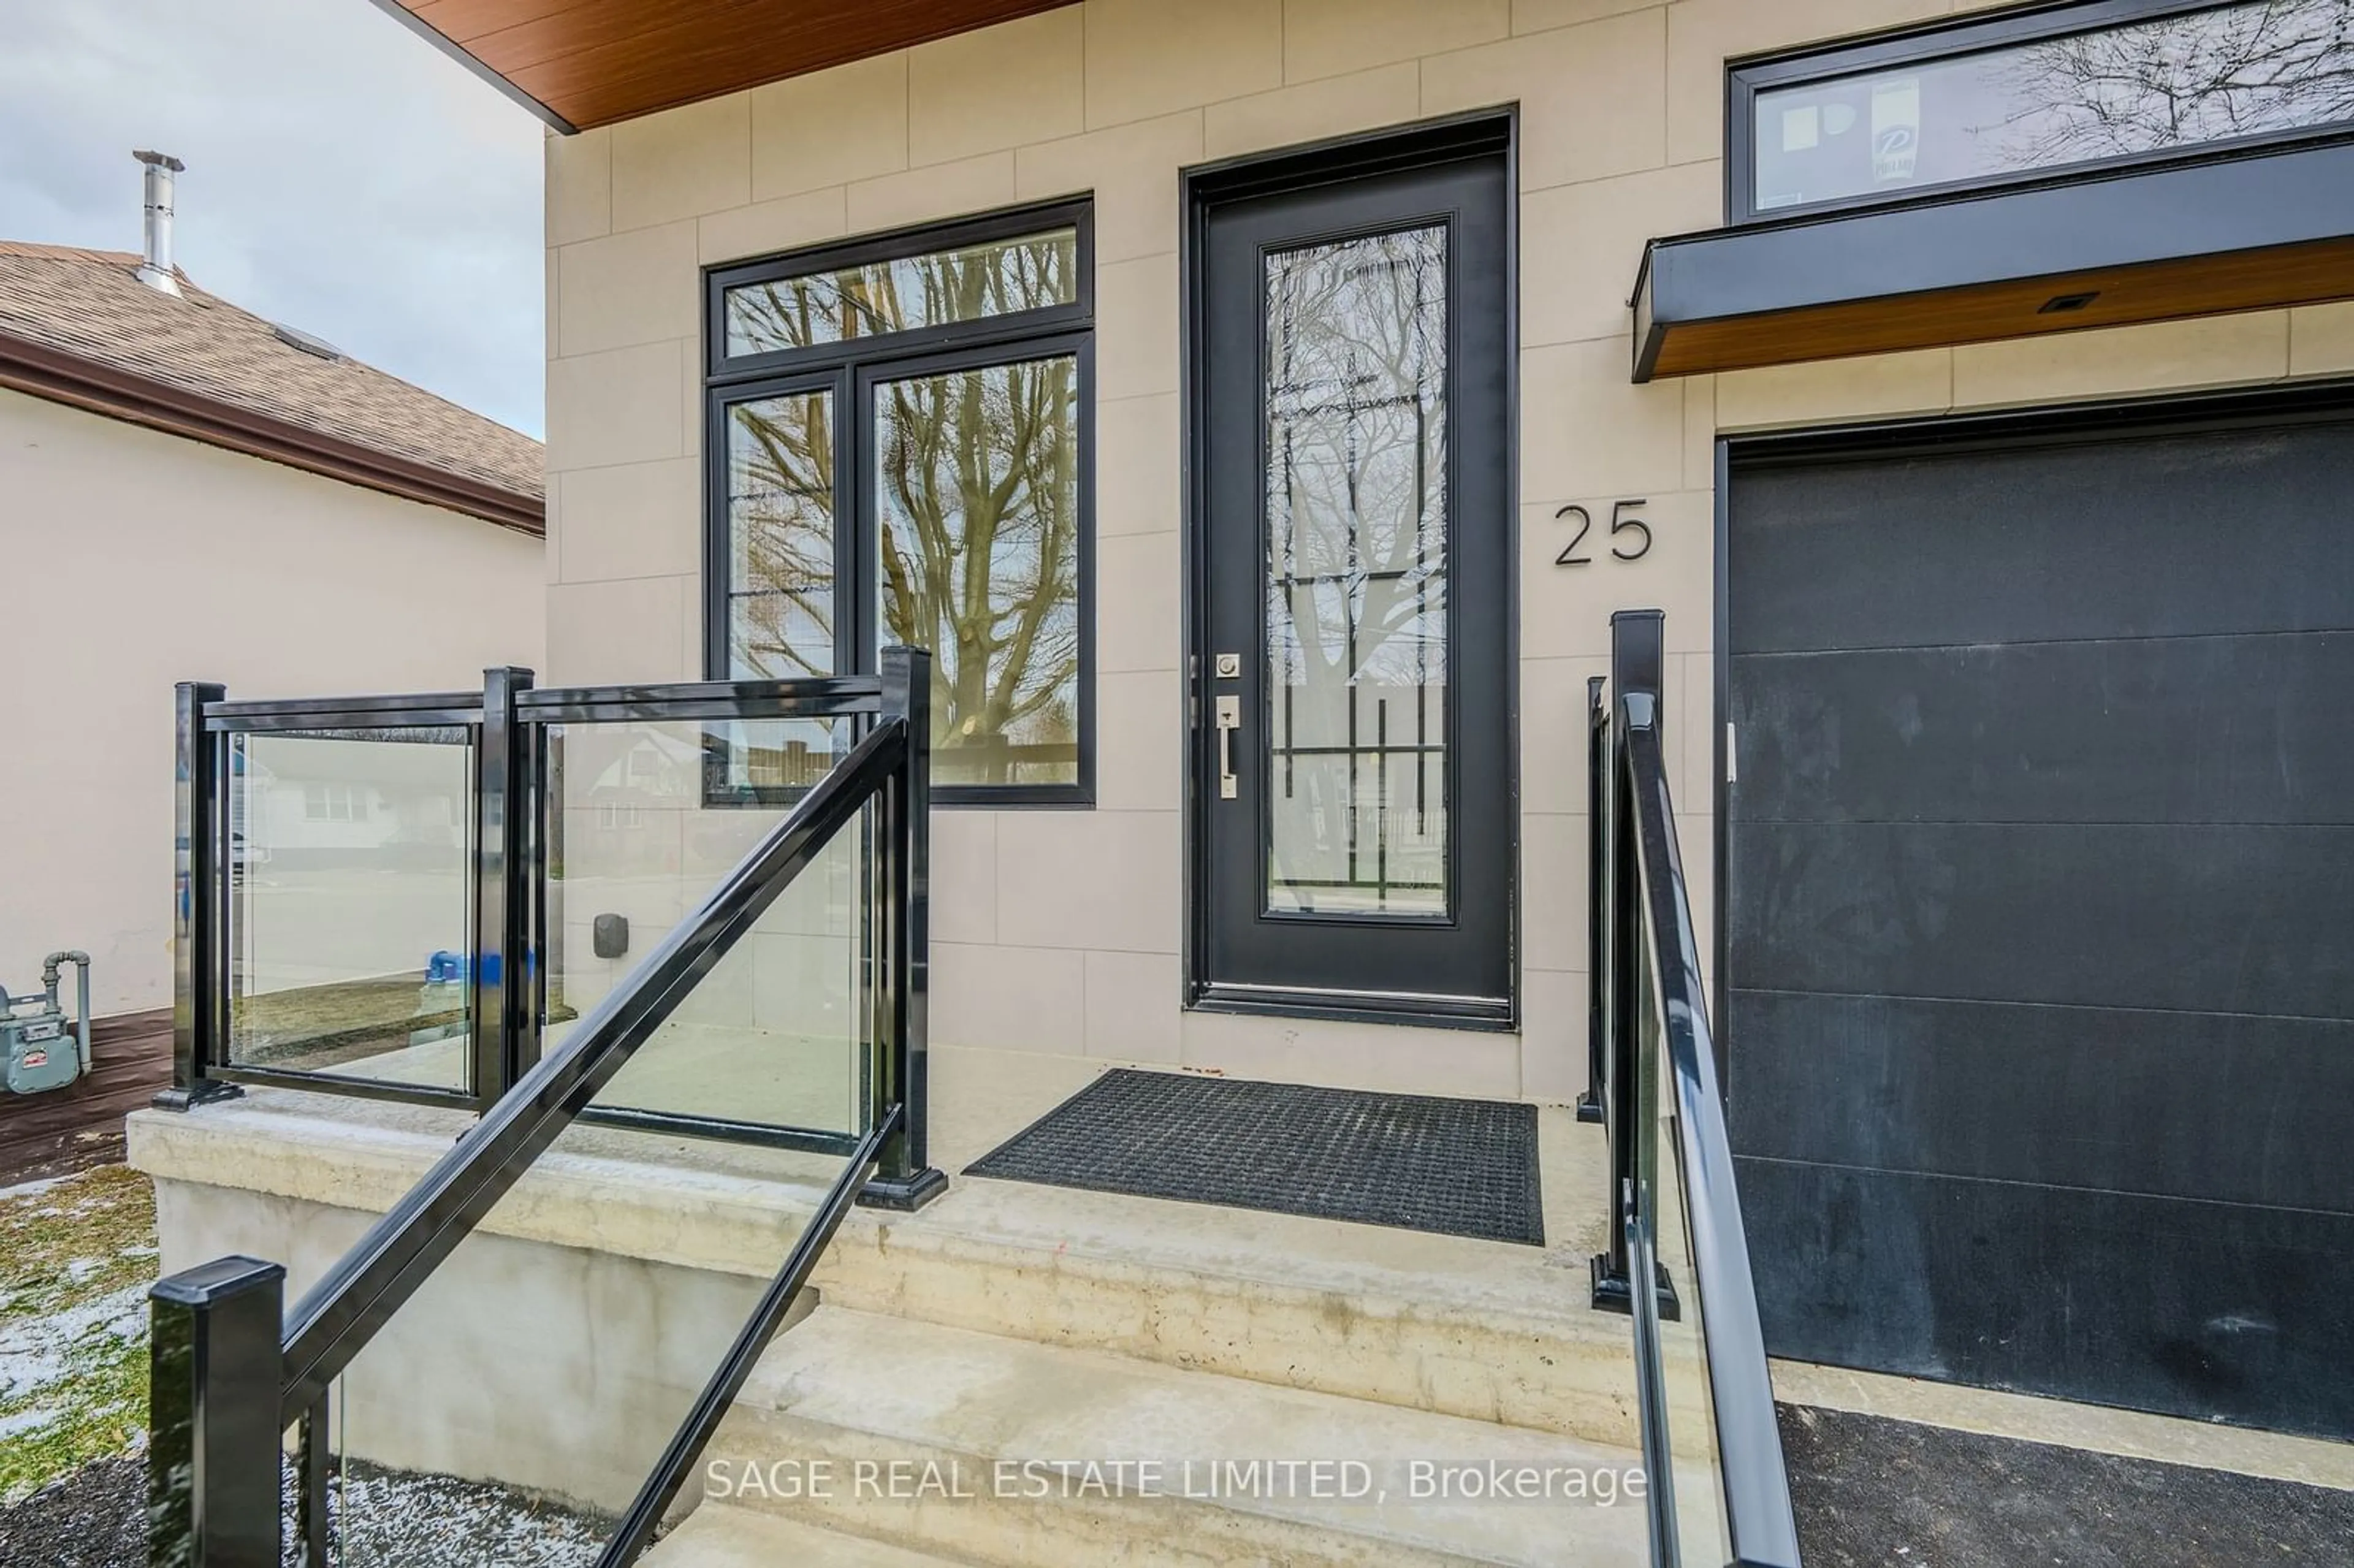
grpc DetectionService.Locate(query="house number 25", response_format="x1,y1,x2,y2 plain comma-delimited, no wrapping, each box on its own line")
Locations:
1555,499,1651,566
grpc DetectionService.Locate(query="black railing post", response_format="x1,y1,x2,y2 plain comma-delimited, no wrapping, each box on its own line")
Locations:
158,682,238,1112
1578,674,1609,1125
1592,611,1665,1314
470,668,535,1110
512,676,546,1085
148,1257,284,1568
862,646,947,1211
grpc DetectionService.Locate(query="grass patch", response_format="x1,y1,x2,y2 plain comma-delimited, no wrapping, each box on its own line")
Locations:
0,1165,157,1504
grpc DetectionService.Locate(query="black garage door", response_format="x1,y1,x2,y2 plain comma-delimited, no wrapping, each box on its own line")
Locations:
1726,398,2354,1441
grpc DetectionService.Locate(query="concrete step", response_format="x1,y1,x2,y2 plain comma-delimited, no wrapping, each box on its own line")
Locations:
132,1081,1663,1451
133,1062,1649,1447
706,1304,1653,1568
815,1108,1647,1450
647,1504,980,1567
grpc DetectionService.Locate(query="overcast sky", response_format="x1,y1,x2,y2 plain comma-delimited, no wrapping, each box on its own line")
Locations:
0,0,544,436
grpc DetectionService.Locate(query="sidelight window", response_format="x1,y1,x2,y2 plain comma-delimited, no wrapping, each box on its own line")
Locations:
704,204,1092,804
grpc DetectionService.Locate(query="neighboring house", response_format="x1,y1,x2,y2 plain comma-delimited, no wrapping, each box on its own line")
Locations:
133,5,2354,1566
0,161,544,1019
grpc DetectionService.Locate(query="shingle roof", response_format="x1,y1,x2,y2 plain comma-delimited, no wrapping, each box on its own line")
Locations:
0,239,542,521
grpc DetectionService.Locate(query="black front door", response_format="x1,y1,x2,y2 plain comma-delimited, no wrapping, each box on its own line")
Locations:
1190,125,1514,1027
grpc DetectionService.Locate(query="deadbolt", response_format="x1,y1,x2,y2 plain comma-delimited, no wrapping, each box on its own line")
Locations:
1214,652,1241,679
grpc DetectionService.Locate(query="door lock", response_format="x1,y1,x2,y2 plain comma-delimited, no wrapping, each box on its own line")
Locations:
1214,695,1241,799
1214,652,1241,679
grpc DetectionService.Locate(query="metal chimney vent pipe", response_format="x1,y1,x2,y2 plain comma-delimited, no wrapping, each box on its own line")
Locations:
133,150,185,296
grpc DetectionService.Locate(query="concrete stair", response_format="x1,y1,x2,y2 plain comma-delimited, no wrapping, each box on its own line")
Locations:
680,1304,1651,1567
810,1122,1647,1453
130,1068,1663,1564
634,1119,1661,1567
645,1504,980,1566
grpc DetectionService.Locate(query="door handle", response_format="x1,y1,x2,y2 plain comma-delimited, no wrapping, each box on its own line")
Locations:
1214,695,1241,799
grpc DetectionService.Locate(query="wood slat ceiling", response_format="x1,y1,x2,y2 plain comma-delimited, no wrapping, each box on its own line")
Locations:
384,0,1073,131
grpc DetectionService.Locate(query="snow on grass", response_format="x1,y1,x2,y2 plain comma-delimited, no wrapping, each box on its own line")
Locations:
3,1169,631,1563
0,1166,157,1505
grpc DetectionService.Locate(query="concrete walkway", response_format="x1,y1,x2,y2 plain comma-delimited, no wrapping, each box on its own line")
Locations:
1779,1402,2354,1568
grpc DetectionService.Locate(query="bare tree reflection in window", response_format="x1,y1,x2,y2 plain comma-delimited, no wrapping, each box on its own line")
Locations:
725,230,1078,356
726,391,836,679
876,354,1081,786
1988,0,2354,167
718,228,1085,789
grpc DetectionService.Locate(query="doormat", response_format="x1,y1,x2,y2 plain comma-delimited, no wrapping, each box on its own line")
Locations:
964,1068,1543,1246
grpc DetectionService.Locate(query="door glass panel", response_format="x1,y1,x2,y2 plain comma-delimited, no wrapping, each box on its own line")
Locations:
1262,224,1449,917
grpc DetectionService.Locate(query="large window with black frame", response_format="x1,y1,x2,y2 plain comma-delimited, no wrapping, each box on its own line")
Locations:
703,201,1094,805
1732,0,2354,223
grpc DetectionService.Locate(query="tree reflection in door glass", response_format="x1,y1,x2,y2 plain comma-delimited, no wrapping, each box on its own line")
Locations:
1263,224,1449,917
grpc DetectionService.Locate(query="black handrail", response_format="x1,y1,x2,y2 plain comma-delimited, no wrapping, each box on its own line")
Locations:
1592,609,1801,1568
279,713,907,1413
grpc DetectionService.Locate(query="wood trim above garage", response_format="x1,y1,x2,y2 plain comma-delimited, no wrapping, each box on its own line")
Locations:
1632,138,2354,382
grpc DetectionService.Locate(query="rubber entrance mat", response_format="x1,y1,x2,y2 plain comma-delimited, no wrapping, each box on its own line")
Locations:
964,1068,1544,1246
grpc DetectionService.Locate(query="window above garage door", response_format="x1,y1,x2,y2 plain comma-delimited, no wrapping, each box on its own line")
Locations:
1631,1,2354,381
1731,0,2354,225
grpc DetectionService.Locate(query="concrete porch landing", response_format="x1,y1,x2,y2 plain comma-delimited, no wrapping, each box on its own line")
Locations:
131,1045,1659,1564
131,1044,1636,1444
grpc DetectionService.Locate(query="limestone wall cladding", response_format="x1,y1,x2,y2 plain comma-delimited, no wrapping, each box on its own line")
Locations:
542,0,2354,1099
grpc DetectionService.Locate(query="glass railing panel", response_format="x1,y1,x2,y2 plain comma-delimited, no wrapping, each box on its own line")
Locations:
224,727,474,1093
305,734,877,1563
537,715,871,1141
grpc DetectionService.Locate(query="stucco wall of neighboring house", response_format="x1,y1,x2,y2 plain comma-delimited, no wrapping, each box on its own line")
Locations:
539,0,2354,1102
0,385,545,1016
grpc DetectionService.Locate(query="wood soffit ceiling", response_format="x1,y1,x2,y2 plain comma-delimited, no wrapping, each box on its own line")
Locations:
380,0,1074,131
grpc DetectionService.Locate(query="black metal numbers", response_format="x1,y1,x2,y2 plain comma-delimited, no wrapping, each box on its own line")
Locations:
1555,499,1651,566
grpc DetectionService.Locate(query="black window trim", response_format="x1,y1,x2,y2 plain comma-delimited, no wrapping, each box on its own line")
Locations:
706,199,1095,385
701,197,1097,809
1726,0,2354,226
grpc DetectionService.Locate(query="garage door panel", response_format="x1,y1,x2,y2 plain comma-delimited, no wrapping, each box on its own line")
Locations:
1729,408,2354,1438
1731,821,2354,1019
1727,989,2354,1212
1731,428,2354,655
1737,1155,2354,1440
1731,633,2354,826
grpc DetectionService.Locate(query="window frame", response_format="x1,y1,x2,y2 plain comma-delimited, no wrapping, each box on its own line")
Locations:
1726,0,2354,226
702,199,1097,809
